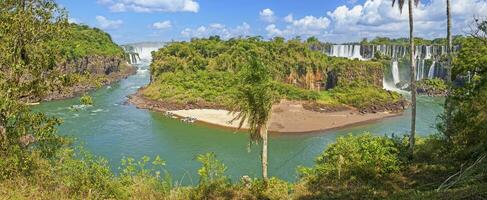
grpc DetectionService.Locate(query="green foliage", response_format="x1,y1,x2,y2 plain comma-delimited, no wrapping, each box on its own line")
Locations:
327,58,384,88
0,0,68,99
368,36,465,46
80,94,94,106
330,83,404,111
273,82,320,101
230,56,278,141
52,24,125,60
417,78,447,91
192,152,231,199
143,70,322,108
299,133,402,198
441,36,487,161
143,71,237,106
150,37,329,89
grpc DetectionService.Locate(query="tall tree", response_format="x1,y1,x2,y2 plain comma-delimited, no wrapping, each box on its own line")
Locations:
392,0,420,157
231,54,277,181
446,0,453,83
0,0,66,164
0,0,68,101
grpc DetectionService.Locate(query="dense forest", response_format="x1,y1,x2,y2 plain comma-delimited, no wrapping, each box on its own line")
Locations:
1,0,487,199
145,37,405,113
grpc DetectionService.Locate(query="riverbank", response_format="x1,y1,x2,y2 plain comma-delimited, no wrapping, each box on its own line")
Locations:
40,63,137,102
128,89,403,133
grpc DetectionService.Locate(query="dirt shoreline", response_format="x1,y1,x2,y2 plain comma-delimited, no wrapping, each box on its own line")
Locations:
128,89,404,134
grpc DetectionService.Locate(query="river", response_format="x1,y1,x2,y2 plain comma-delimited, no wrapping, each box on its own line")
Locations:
34,63,444,184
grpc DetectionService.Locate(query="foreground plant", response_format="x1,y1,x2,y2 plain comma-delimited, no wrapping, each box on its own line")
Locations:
231,54,278,181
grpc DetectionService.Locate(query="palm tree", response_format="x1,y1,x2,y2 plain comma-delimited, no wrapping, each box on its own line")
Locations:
446,0,452,83
392,0,420,157
231,55,277,181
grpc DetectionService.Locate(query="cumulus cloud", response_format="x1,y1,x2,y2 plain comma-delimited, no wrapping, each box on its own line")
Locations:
95,16,123,29
260,8,276,23
181,22,251,39
99,0,199,13
324,0,487,42
152,20,172,29
265,15,330,38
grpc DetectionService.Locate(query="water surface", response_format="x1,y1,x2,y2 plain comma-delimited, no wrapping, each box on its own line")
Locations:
34,64,444,184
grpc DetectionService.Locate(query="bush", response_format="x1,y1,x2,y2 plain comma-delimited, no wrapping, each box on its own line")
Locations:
299,133,402,198
330,83,404,111
80,94,94,106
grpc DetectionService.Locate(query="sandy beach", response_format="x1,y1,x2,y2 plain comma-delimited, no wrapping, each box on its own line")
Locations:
132,96,403,133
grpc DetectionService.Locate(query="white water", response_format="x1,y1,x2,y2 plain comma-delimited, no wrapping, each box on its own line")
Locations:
123,42,165,64
428,61,436,79
392,61,400,84
329,45,363,60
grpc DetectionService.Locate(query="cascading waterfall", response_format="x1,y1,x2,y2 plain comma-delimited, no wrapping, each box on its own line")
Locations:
428,61,436,79
392,61,400,84
325,44,453,91
329,45,363,60
122,42,165,66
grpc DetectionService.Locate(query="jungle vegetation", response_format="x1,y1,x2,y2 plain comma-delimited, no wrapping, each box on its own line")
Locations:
145,36,403,112
0,0,486,199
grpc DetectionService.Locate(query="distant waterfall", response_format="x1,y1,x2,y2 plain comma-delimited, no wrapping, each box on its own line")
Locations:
323,43,456,92
329,45,363,60
122,42,166,65
428,61,436,79
416,59,426,81
392,61,400,84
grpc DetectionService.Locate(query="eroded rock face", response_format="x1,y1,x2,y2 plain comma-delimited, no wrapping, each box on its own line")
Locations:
60,55,122,75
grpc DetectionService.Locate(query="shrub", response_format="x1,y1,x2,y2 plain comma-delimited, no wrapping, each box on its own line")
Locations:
331,83,404,111
80,94,94,106
299,133,402,198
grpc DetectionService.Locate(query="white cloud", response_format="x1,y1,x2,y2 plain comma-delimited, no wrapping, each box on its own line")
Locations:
152,20,172,29
260,8,276,23
265,15,330,38
95,16,123,29
99,0,199,13
324,0,487,42
181,22,251,39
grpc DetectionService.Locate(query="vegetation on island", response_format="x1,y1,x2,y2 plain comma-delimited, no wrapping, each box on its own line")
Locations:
144,36,404,112
1,0,486,199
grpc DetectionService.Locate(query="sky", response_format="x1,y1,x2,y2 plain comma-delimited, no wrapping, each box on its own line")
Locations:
59,0,487,44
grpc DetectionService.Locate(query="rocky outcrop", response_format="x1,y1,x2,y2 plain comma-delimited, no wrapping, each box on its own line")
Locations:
60,55,124,75
395,80,448,97
40,56,136,101
358,99,410,114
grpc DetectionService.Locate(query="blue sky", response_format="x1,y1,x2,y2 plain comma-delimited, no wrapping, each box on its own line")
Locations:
59,0,487,44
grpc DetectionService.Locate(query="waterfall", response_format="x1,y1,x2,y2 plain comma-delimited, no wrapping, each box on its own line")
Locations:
416,59,425,80
392,61,400,84
428,61,436,79
329,45,363,60
122,42,165,65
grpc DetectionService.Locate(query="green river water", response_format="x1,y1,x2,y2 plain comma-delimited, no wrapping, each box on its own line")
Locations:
34,64,444,184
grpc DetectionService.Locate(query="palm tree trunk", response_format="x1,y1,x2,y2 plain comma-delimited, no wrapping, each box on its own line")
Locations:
261,125,268,181
408,0,417,158
444,0,454,142
446,0,452,83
